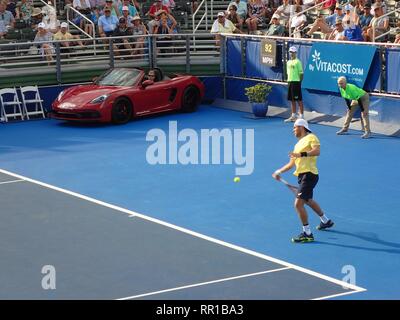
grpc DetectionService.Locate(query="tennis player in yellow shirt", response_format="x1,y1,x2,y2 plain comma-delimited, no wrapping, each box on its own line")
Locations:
272,119,334,243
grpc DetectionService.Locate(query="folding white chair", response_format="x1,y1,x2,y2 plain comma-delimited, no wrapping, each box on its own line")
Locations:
20,86,46,120
0,88,24,122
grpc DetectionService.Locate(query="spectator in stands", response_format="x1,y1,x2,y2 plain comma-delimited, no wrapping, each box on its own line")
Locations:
53,22,84,55
5,0,16,17
0,0,15,37
343,20,363,41
34,22,54,65
319,0,336,14
121,5,134,27
154,15,173,53
265,13,285,36
226,3,243,31
147,0,169,34
72,0,95,36
211,11,242,47
246,0,266,34
290,4,307,38
112,16,133,56
306,5,344,38
190,1,199,14
118,0,138,17
42,5,59,33
156,9,177,34
162,0,175,10
103,0,119,16
336,76,371,139
30,7,43,29
363,3,389,42
15,0,33,23
227,0,247,21
354,0,366,16
131,15,147,57
327,17,346,40
98,6,118,37
356,3,373,31
394,33,400,45
275,0,291,27
342,4,357,29
371,0,386,16
290,0,305,15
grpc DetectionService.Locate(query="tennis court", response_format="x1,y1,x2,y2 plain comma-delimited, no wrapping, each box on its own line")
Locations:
1,105,399,299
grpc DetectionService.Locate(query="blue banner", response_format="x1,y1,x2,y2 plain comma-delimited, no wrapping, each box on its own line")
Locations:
387,48,400,94
302,43,376,92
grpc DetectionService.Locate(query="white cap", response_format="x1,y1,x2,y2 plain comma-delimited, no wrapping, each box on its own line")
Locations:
294,119,312,132
289,46,297,53
217,12,225,17
122,6,129,11
272,13,280,20
38,22,46,29
60,22,68,28
344,4,352,11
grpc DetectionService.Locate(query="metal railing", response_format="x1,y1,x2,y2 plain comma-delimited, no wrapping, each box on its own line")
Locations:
288,0,330,37
65,5,96,54
0,33,220,84
372,7,400,42
39,0,56,14
192,0,208,34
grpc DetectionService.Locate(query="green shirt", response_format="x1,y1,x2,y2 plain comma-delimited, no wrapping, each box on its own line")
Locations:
339,83,366,100
287,58,303,82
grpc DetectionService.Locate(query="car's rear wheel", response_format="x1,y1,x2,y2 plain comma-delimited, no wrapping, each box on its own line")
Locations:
111,97,132,124
181,86,200,113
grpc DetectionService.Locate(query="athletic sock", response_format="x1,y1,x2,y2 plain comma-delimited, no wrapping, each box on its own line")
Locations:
292,113,296,118
298,113,304,119
303,224,311,235
320,214,329,224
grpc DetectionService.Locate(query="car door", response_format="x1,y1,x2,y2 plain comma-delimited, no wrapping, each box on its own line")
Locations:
134,79,176,116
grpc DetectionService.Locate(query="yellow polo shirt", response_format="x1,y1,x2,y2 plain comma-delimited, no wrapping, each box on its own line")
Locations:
293,133,320,176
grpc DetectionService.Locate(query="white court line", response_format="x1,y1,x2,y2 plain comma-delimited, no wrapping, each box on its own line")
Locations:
0,168,367,299
117,267,291,300
0,179,25,185
312,290,365,301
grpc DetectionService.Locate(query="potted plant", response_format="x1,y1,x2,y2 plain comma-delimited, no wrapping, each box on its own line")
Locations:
245,83,272,117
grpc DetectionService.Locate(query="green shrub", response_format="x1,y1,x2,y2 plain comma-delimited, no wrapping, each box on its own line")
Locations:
245,83,272,103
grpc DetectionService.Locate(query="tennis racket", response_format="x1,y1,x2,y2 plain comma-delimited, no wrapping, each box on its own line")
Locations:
279,177,299,195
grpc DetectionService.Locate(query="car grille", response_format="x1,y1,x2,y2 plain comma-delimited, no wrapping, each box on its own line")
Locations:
51,110,101,120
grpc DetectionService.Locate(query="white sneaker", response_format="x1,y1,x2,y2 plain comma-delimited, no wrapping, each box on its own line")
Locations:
361,132,371,139
284,115,297,122
336,128,348,135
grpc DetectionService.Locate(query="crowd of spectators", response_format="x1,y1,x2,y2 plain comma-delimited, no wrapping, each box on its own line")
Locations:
1,0,399,65
210,0,400,43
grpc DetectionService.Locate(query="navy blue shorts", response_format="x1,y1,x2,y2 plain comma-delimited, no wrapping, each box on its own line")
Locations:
297,172,319,201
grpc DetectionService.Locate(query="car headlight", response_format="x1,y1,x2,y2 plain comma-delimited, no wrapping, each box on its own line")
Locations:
57,90,65,101
90,94,108,104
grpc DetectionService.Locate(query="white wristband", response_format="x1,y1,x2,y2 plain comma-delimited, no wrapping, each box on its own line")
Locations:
274,170,282,175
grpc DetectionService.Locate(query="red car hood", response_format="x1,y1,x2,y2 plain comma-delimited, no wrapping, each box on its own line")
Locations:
58,85,124,106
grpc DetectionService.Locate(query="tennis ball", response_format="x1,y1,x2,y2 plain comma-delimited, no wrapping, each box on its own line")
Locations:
234,177,240,183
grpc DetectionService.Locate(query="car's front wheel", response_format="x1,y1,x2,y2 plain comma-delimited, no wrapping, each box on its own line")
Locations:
111,97,132,124
181,86,200,113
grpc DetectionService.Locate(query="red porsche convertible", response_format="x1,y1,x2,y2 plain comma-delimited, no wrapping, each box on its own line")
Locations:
51,67,205,124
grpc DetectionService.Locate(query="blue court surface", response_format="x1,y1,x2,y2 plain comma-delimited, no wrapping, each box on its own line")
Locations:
1,105,399,299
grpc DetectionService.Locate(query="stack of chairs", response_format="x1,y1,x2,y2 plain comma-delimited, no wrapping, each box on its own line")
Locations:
0,86,46,123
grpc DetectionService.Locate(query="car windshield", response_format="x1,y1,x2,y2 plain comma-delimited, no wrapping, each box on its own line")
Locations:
97,68,142,86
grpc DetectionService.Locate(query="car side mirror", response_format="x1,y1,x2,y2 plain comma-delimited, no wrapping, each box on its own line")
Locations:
141,79,154,88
